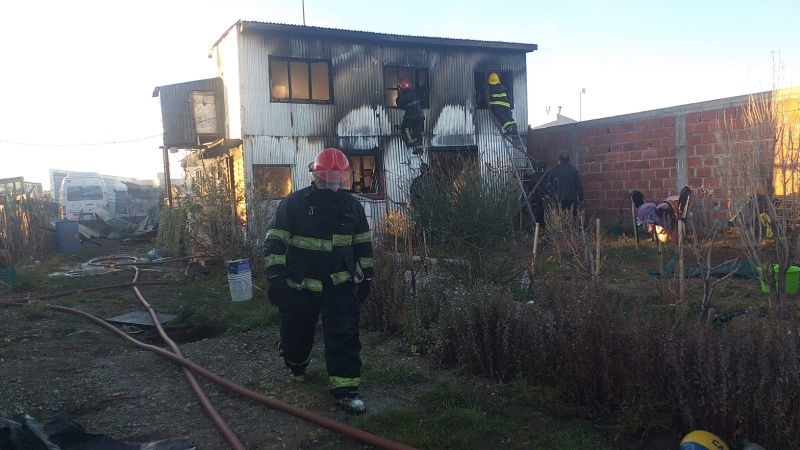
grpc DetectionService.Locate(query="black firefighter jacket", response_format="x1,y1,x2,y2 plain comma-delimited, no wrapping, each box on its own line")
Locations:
264,184,374,293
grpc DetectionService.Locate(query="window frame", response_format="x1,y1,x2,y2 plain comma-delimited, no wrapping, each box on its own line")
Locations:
384,66,430,109
269,56,333,104
342,149,383,200
474,69,513,110
252,164,293,200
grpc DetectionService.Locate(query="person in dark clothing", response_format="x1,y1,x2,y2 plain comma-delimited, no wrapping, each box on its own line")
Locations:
395,79,425,155
264,148,373,416
529,161,548,225
546,153,584,218
487,73,517,135
409,163,444,229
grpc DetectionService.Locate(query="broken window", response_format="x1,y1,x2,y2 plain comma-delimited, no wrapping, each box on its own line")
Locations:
343,151,380,197
252,165,293,200
474,70,513,109
269,57,332,103
384,66,429,109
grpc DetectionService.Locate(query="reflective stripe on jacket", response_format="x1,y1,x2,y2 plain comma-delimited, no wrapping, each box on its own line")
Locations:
488,83,511,108
264,183,374,292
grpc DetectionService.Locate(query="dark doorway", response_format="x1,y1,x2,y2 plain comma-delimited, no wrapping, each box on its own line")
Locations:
428,146,479,182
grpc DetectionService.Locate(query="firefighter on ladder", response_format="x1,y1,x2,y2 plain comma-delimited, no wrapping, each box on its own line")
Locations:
396,79,425,155
487,72,518,135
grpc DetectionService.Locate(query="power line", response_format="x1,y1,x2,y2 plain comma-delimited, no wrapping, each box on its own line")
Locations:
0,117,218,148
0,133,163,147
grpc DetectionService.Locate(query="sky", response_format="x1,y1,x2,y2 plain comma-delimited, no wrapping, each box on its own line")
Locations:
2,0,799,189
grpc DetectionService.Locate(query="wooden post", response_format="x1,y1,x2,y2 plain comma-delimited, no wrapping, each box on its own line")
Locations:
531,222,540,275
631,201,639,250
678,221,686,302
595,218,601,277
161,145,174,207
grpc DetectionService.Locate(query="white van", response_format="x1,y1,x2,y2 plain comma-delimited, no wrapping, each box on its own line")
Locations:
60,173,109,221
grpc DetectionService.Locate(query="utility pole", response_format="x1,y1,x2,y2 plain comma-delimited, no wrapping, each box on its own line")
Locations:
160,146,173,207
579,88,586,121
302,0,306,25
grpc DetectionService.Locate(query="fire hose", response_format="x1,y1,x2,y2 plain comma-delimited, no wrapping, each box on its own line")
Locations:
3,256,417,450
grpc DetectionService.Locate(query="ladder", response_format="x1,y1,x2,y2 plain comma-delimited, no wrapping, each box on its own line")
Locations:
485,86,537,223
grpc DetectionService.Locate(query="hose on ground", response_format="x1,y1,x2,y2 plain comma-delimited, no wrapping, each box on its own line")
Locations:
129,264,246,450
4,257,418,450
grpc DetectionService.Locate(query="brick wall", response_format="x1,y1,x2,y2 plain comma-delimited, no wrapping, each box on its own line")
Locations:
527,89,800,230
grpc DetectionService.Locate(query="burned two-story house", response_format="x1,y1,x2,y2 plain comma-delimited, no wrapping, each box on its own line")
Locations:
154,21,537,230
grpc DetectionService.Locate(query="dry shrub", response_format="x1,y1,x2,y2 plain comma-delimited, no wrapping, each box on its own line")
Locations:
431,284,531,379
155,171,273,276
719,85,800,318
0,195,59,263
422,164,525,287
415,271,800,446
664,315,800,447
360,243,407,335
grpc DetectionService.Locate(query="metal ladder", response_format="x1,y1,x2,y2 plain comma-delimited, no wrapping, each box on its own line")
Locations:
485,85,537,223
504,130,536,224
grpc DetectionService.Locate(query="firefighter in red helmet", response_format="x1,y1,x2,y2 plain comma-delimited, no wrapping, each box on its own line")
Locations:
264,147,373,415
395,79,425,155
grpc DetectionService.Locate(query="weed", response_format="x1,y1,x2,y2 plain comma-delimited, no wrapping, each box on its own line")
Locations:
362,360,427,387
535,426,617,450
508,375,562,405
223,303,278,332
361,332,381,349
20,302,49,320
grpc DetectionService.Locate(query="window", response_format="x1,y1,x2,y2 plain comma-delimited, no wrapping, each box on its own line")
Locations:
269,57,332,103
474,70,513,109
66,186,104,201
253,165,293,199
344,151,380,197
384,66,429,109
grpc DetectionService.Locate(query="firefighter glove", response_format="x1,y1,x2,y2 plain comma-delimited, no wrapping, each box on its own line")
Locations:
268,277,291,307
357,280,371,304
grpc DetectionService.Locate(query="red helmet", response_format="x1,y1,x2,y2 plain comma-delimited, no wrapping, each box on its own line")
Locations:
397,79,411,90
309,148,352,190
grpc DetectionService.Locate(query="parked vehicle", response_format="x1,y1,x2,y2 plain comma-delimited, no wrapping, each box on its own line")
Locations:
59,173,109,221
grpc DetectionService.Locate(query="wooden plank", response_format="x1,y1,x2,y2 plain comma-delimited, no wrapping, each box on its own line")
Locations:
78,224,99,239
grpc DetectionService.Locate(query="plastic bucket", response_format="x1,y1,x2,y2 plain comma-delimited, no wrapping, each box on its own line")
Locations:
226,259,253,302
55,220,81,253
757,265,800,294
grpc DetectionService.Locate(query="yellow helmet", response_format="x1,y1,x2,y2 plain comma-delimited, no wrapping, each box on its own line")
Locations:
488,73,500,85
679,430,730,450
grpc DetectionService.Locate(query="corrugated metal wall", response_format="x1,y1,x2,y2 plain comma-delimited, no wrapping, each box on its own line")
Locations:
222,29,530,233
157,78,225,148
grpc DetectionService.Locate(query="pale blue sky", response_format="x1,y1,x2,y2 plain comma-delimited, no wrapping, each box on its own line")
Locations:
2,0,798,187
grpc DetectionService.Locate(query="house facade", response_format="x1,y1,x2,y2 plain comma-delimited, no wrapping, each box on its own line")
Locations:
155,21,537,231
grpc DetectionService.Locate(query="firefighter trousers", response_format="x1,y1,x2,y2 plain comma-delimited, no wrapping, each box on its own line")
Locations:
278,281,362,393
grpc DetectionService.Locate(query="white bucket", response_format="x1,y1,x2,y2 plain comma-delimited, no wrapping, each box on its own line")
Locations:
227,259,253,302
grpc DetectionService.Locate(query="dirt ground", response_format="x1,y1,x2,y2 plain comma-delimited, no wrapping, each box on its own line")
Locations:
0,238,424,449
0,235,725,449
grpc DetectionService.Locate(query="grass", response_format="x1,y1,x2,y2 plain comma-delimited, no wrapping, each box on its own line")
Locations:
534,426,618,450
222,302,279,332
352,381,616,450
362,360,427,387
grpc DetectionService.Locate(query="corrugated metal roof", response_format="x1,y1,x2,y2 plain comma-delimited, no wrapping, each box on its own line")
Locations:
225,20,537,53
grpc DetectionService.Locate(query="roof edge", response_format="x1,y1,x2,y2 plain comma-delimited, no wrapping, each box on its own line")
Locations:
237,20,537,52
